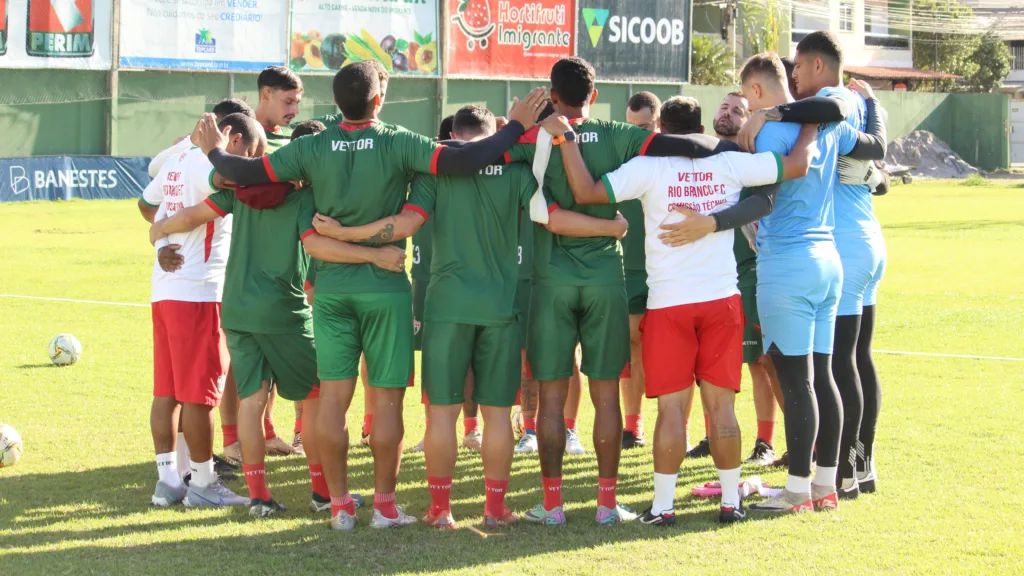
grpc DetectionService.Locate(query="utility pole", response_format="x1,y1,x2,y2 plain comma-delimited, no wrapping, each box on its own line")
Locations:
721,0,738,70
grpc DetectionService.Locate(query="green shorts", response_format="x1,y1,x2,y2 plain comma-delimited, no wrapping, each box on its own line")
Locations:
412,277,428,351
740,284,763,364
422,321,520,407
527,284,629,381
225,327,318,402
313,291,414,387
625,269,649,315
514,278,532,349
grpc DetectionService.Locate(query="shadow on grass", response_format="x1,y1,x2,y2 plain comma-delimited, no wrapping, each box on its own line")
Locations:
884,219,1024,232
14,363,59,369
0,444,754,574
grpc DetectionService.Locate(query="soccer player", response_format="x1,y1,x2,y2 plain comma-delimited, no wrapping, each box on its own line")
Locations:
148,99,255,181
193,60,548,530
791,31,889,496
620,91,662,450
731,53,887,513
146,113,262,508
547,95,814,522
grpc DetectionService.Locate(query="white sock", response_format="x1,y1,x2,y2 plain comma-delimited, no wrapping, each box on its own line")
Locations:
717,467,742,508
813,465,838,489
786,475,812,494
156,452,182,488
651,472,678,514
190,459,216,487
175,433,191,479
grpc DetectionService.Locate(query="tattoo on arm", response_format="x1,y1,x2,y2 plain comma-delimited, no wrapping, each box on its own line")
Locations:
765,107,783,121
367,222,395,244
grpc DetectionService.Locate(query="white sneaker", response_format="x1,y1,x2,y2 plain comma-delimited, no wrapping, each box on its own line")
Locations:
183,479,250,507
331,510,357,531
407,438,425,453
565,429,586,455
462,429,483,451
370,507,417,528
151,481,187,507
515,432,538,454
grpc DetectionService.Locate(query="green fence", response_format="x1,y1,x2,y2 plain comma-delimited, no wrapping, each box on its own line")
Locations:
0,69,1011,171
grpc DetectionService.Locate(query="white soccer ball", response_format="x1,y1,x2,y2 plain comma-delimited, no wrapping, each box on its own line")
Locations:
0,424,23,468
48,334,82,366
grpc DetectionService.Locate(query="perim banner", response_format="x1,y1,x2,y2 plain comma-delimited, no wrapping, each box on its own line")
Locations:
289,0,439,76
576,0,691,82
447,0,575,78
0,0,112,69
119,0,287,71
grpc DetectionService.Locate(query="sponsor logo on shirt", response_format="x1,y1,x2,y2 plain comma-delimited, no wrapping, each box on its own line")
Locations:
332,139,374,152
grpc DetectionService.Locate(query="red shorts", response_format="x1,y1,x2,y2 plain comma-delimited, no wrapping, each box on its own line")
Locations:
641,295,744,397
152,301,229,407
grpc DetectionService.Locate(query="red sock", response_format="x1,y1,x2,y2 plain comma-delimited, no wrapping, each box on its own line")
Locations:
242,464,272,501
331,493,355,517
757,420,776,446
374,492,398,519
308,464,329,499
484,478,509,517
524,417,537,433
362,414,373,437
542,476,562,510
463,417,480,435
264,417,277,441
703,414,710,438
564,418,577,431
294,415,302,435
598,477,617,509
625,414,643,434
427,476,452,515
222,424,238,447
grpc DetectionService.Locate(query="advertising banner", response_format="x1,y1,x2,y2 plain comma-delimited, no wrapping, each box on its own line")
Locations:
0,0,112,69
119,0,287,71
0,157,152,202
289,0,439,76
446,0,575,78
576,0,691,82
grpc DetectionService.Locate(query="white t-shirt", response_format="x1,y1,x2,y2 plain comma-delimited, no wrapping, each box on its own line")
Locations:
603,151,781,309
148,137,193,178
144,147,232,303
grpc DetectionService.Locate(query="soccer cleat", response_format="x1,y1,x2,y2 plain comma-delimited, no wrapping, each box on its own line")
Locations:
745,439,776,466
770,451,790,468
857,458,878,493
422,508,457,529
597,502,638,526
183,479,250,507
749,489,813,514
719,502,748,524
291,433,306,456
311,493,331,513
266,435,297,456
511,405,525,438
838,478,860,500
249,498,286,518
686,437,712,459
360,432,371,447
407,438,425,453
484,508,519,528
621,430,646,450
462,429,483,452
524,504,566,526
151,481,187,507
330,510,357,531
213,453,240,476
370,507,417,528
515,432,538,454
565,429,586,455
221,442,242,466
638,507,676,527
811,485,839,511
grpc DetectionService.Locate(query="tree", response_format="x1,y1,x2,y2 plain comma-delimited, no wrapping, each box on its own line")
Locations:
912,0,980,91
691,36,734,86
967,28,1012,92
742,0,786,54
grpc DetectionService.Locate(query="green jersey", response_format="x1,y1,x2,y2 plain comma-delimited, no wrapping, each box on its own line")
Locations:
206,188,317,334
263,124,293,153
406,163,535,325
266,121,442,295
734,188,758,289
411,217,433,281
518,209,533,280
506,119,654,287
302,114,406,134
619,199,645,271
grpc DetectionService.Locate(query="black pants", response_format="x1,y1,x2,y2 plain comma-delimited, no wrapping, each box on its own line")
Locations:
833,315,864,481
769,349,843,478
857,305,882,467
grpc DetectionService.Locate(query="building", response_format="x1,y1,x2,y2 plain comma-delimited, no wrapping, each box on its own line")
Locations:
964,0,1024,89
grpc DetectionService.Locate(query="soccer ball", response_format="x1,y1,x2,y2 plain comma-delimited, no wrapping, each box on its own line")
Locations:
48,334,82,366
0,424,23,468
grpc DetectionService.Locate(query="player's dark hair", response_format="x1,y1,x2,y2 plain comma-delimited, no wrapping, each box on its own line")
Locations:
551,57,596,108
796,30,843,71
537,102,556,123
291,120,327,140
212,98,255,121
740,52,787,91
780,57,799,96
368,59,390,86
627,91,662,120
438,115,455,141
659,97,702,135
453,105,496,138
257,66,303,92
333,61,380,121
217,113,262,146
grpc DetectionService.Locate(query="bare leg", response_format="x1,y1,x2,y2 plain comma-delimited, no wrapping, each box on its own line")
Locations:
317,378,357,498
424,404,461,478
762,354,784,412
537,379,569,478
751,359,778,445
219,368,238,428
371,387,407,496
181,402,215,463
621,314,645,433
151,396,181,454
702,383,741,470
566,361,583,423
653,389,693,474
589,379,623,480
302,397,321,467
520,350,539,423
463,370,478,420
239,381,270,469
480,405,514,481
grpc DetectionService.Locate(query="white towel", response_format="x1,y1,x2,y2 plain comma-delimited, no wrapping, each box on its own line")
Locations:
529,129,554,224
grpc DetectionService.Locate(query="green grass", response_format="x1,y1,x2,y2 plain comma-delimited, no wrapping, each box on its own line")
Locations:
1,181,1022,575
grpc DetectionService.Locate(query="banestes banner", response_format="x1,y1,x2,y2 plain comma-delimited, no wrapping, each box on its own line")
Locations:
0,0,112,69
447,0,574,78
0,157,151,202
576,0,691,82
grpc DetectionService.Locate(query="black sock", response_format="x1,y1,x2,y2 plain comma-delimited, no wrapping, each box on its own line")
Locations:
768,349,816,478
857,306,882,467
832,315,864,481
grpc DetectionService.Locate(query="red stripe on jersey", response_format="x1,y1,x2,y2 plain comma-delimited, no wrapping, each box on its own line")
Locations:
517,126,540,145
403,203,429,222
303,279,313,292
429,146,445,175
204,221,214,262
204,197,227,217
262,155,279,182
300,229,318,241
568,117,589,125
338,120,377,132
638,132,657,156
503,151,512,164
547,203,558,215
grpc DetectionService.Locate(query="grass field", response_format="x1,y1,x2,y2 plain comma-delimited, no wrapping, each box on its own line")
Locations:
1,180,1022,575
